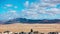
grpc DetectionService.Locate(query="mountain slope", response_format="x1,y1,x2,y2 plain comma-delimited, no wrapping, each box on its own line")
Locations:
4,18,60,24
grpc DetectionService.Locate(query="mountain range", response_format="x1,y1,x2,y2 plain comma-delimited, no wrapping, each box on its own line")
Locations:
1,18,60,24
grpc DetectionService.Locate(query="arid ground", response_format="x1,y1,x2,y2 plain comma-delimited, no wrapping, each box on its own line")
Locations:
0,23,60,33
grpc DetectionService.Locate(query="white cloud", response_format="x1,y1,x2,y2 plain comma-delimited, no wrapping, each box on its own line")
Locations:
41,0,60,4
0,10,21,20
5,4,13,7
24,1,29,7
21,0,60,19
1,0,60,20
8,17,13,19
9,10,16,13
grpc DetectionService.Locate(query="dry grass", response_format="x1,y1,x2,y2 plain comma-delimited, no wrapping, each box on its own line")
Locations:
0,23,60,33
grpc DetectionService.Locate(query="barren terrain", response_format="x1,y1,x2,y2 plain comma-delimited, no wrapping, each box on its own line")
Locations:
0,23,60,33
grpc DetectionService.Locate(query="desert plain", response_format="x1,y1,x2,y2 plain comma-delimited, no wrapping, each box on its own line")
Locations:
0,23,60,33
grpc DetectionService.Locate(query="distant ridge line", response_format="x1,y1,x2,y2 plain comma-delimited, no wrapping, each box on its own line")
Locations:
3,18,60,24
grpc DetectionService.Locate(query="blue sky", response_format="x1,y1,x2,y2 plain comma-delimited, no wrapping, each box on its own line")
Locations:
0,0,60,20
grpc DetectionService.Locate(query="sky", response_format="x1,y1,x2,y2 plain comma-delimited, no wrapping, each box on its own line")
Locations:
0,0,60,21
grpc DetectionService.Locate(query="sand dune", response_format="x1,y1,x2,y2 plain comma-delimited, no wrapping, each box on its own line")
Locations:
0,23,60,33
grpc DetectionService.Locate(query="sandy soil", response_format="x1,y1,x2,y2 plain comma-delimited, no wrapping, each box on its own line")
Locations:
0,23,60,33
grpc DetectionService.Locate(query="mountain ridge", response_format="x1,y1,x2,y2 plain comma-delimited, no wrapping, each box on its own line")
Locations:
3,18,60,24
